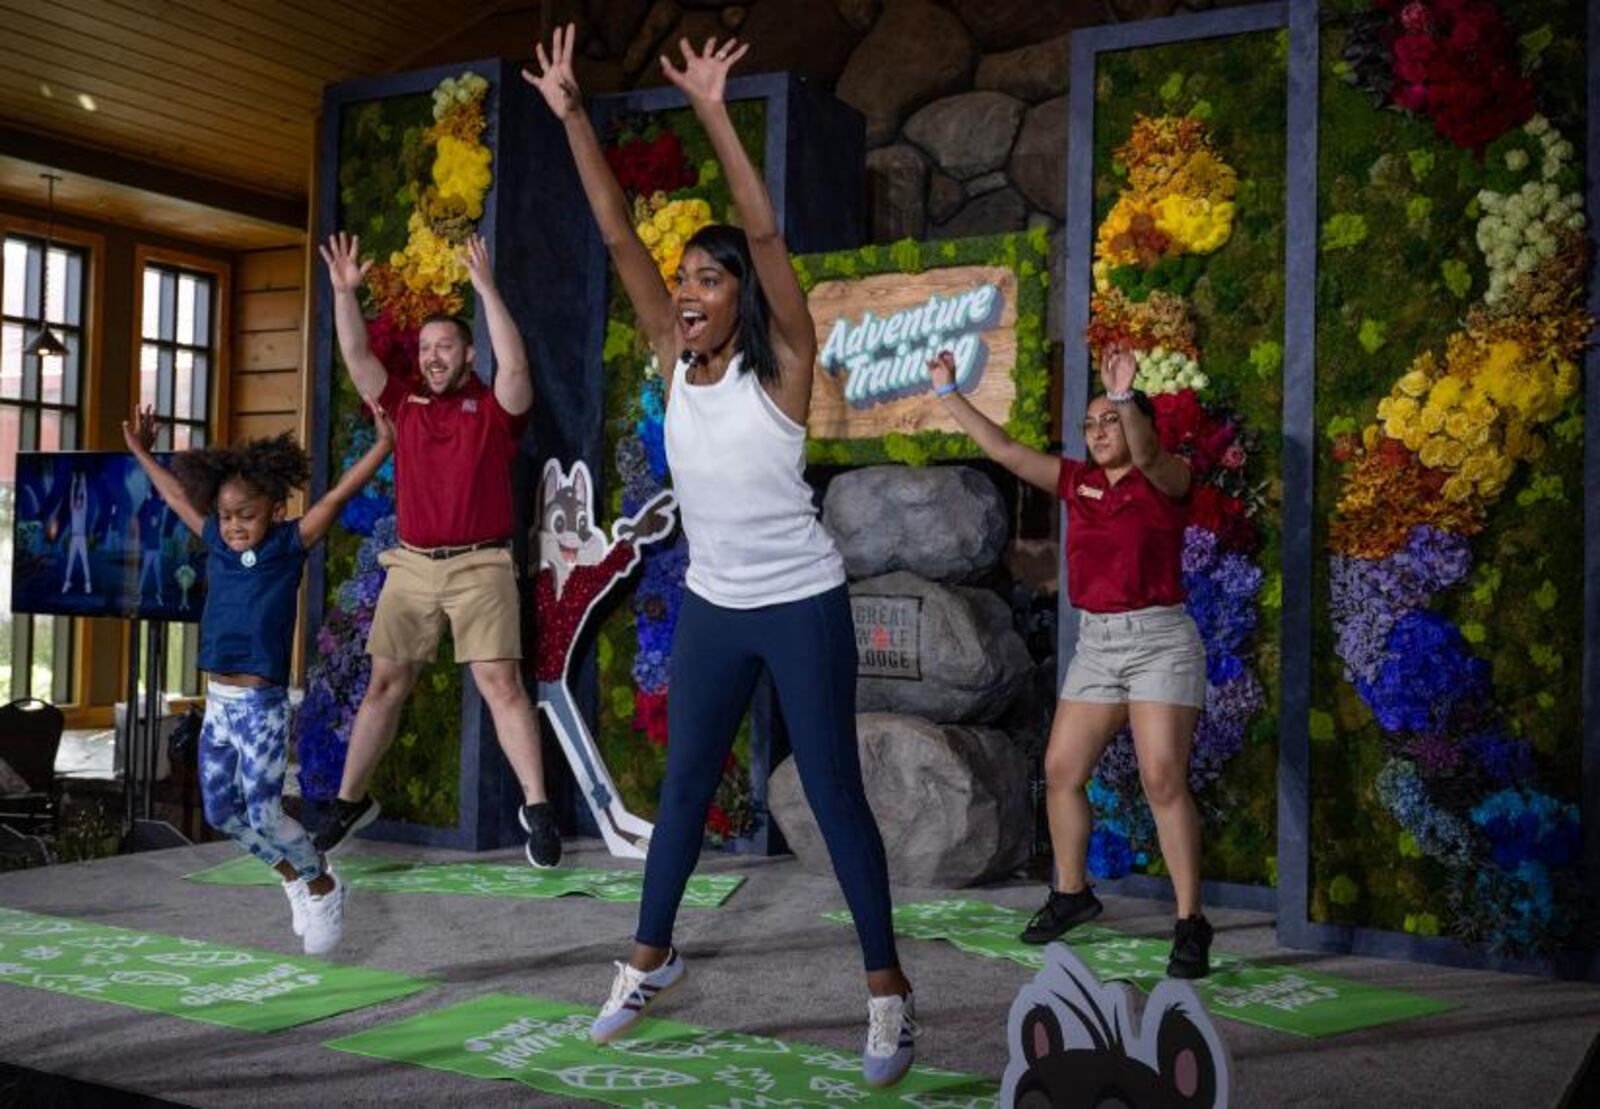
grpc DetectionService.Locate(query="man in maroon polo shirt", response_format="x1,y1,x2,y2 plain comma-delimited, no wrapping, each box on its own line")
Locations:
313,231,560,868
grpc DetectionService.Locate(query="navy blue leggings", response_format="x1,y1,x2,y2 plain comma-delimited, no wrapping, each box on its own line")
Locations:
636,584,899,971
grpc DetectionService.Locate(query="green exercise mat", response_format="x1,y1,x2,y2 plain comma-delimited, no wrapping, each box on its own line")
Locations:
0,906,429,1032
327,991,999,1107
186,854,744,907
826,899,1454,1039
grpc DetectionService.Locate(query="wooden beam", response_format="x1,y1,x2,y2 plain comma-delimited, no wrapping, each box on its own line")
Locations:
0,126,305,227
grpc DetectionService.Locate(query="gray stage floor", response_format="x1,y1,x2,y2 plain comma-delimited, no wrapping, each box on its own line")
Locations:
1,838,1596,1107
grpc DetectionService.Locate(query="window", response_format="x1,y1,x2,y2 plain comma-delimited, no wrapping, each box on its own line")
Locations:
138,260,219,696
1,234,87,703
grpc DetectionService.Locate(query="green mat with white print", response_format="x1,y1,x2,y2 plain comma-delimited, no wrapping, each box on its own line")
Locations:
325,992,999,1107
0,906,428,1031
185,853,745,907
826,899,1454,1039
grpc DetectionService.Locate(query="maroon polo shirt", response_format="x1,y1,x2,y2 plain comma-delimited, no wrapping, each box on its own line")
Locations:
1057,456,1188,613
378,371,528,548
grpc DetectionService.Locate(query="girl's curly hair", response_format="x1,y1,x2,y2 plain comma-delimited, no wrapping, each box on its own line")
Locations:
170,432,310,512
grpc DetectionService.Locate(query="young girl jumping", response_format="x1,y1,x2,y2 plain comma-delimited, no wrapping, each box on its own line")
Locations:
930,343,1214,979
527,25,917,1087
123,401,393,955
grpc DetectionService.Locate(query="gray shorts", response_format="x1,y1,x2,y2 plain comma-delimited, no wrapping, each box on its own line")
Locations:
1060,605,1207,708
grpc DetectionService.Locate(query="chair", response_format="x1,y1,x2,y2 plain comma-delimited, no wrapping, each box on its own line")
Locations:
0,698,66,836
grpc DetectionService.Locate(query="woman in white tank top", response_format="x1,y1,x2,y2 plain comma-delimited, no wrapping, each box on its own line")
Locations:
529,25,917,1088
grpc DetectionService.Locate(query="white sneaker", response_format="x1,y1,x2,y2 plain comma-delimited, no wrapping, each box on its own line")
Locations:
301,871,345,956
590,949,686,1043
863,990,917,1088
283,878,309,937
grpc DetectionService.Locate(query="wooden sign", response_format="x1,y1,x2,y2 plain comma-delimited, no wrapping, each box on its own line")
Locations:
806,265,1019,440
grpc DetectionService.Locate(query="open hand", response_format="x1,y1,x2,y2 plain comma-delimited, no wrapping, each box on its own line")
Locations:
615,490,676,545
461,234,492,291
522,22,582,120
660,36,750,105
319,232,371,293
1099,339,1136,396
121,405,159,453
927,350,957,392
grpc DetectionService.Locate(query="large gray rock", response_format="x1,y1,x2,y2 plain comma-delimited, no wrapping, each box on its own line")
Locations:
928,170,965,223
931,185,1029,238
974,34,1071,101
735,0,860,87
903,91,1025,180
947,0,1085,51
849,572,1032,723
836,0,975,147
768,712,1032,887
866,143,928,242
824,465,1008,582
1009,95,1068,218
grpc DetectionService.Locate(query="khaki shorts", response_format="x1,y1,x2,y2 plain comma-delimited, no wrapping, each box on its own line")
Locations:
367,546,522,663
1060,604,1207,708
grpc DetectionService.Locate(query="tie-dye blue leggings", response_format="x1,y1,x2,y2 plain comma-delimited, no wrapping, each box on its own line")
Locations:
200,681,323,880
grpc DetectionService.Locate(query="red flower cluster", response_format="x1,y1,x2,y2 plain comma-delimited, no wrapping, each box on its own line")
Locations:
606,130,697,198
1152,389,1239,475
366,311,419,384
633,688,669,745
1378,0,1534,150
1189,482,1258,553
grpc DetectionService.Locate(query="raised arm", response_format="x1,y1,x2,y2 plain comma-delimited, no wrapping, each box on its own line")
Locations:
929,353,1061,494
121,406,206,537
461,235,532,417
524,24,677,363
299,395,395,548
1101,342,1190,498
664,37,818,419
318,232,388,399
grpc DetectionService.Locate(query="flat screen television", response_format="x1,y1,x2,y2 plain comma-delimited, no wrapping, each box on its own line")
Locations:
9,451,206,622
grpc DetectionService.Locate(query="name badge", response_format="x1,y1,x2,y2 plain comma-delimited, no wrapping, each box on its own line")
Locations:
241,550,257,568
406,394,431,405
1077,484,1104,500
463,398,478,413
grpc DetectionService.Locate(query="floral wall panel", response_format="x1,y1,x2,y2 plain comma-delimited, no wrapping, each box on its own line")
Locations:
1081,29,1288,889
1311,0,1588,955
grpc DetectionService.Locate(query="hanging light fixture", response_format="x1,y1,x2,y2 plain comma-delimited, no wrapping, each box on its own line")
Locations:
24,173,69,360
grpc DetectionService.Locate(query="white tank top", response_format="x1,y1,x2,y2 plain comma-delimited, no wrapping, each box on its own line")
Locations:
664,352,846,608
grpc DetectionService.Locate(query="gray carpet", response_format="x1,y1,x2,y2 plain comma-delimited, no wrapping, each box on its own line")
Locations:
1,838,1595,1107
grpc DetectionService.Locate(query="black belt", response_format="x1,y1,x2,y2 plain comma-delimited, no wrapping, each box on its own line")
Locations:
402,539,510,560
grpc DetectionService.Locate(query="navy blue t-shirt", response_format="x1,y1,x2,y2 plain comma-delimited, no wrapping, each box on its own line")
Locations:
198,517,306,684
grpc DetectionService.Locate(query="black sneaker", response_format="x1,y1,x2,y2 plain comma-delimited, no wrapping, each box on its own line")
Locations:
519,802,562,868
312,795,379,854
1020,887,1103,944
1167,914,1214,979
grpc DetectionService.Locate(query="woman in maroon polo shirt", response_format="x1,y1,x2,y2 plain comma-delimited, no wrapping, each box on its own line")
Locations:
929,342,1213,979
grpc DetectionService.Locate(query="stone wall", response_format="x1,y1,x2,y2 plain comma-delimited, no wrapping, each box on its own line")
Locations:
419,0,1257,251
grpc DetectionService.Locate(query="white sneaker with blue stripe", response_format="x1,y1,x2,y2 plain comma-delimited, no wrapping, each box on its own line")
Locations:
591,949,686,1043
283,878,309,937
863,990,917,1087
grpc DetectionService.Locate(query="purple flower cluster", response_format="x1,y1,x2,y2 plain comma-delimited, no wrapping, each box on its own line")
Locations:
1330,526,1473,683
1190,671,1265,789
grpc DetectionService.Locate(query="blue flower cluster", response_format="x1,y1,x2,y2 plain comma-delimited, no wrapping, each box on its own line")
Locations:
1470,789,1580,872
1374,759,1477,868
1330,525,1472,683
1356,611,1488,734
1087,827,1134,880
617,375,687,703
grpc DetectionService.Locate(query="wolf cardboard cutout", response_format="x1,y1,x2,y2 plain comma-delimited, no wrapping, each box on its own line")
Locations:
532,458,675,858
1002,942,1232,1109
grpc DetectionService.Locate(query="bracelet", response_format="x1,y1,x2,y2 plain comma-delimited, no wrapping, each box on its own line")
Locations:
934,382,959,398
1105,388,1136,404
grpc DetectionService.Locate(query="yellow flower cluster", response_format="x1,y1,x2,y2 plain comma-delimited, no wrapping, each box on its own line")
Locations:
386,74,493,302
390,211,469,296
431,135,493,220
1372,321,1578,505
634,194,714,284
1092,114,1237,290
